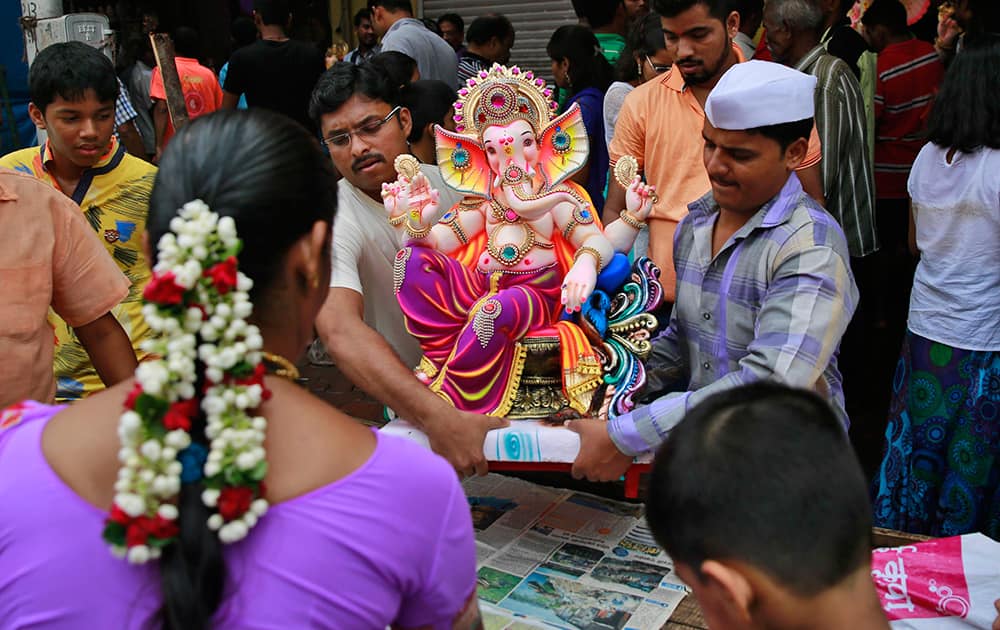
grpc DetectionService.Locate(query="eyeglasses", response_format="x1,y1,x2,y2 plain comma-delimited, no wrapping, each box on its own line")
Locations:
322,106,401,148
646,56,671,74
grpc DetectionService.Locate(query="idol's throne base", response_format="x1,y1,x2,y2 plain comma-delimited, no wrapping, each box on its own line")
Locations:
507,334,585,420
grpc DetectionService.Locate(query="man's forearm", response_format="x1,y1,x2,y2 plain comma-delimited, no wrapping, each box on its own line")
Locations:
75,312,138,388
320,316,448,427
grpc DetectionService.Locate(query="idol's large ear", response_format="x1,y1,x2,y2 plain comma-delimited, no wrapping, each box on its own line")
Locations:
537,103,589,189
434,126,491,198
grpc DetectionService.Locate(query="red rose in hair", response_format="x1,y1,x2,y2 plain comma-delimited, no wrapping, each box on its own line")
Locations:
109,504,132,526
125,518,152,547
162,399,198,431
150,515,179,540
235,363,272,401
236,362,265,387
204,256,238,295
143,271,186,305
217,486,254,521
124,383,143,410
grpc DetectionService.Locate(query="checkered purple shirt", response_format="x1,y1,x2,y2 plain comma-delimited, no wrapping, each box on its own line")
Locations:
609,174,859,456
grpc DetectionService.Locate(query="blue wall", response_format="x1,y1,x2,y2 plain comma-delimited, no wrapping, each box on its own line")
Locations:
1,3,37,151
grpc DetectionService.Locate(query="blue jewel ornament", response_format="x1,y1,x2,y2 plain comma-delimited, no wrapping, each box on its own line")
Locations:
452,146,471,170
178,443,208,483
552,130,571,153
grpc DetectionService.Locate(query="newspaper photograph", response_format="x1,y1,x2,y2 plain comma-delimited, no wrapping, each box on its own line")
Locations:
463,474,689,630
503,571,646,628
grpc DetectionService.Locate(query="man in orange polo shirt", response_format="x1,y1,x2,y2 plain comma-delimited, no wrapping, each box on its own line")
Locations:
606,0,825,302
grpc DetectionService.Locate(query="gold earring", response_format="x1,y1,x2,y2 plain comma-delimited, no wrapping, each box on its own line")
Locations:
308,273,319,290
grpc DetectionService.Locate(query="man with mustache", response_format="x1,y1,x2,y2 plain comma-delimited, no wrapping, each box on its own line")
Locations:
571,61,857,482
310,63,509,478
604,0,825,305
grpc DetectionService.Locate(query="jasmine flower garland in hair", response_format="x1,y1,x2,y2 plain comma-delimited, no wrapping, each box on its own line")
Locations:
103,200,270,564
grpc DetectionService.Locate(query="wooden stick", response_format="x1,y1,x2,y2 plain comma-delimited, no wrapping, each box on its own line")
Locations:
149,33,189,131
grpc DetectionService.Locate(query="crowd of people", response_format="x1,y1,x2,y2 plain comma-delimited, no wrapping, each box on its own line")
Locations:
0,0,998,627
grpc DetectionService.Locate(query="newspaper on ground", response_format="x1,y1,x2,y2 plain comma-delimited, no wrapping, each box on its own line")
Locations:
463,474,689,630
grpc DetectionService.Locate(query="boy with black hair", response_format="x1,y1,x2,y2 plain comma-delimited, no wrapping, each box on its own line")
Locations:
368,0,458,87
368,51,420,89
223,0,326,132
398,79,456,164
570,61,857,482
0,41,152,402
645,383,890,630
457,14,516,84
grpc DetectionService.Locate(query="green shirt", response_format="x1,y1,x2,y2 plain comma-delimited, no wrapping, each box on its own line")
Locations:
595,32,626,66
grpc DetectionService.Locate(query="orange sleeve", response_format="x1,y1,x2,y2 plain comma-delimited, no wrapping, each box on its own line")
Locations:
798,124,822,170
50,196,131,327
149,67,165,101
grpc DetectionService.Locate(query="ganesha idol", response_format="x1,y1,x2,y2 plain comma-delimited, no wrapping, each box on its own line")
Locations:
382,64,662,421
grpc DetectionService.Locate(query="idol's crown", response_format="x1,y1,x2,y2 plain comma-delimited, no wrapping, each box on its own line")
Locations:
453,64,557,137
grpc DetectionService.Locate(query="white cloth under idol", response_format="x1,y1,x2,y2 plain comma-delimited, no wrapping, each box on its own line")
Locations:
705,60,818,130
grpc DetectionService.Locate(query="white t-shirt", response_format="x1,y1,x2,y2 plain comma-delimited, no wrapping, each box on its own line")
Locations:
603,81,634,148
907,144,1000,350
331,165,462,368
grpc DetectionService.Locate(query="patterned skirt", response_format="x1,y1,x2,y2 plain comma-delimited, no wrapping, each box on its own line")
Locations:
872,330,1000,539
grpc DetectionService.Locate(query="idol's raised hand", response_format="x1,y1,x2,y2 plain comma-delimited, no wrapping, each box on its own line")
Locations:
382,173,440,232
624,176,656,222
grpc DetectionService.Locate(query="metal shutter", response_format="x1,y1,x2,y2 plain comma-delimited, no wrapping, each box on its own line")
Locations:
418,0,577,83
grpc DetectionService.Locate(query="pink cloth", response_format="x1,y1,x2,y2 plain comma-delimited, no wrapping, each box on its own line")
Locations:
0,401,476,629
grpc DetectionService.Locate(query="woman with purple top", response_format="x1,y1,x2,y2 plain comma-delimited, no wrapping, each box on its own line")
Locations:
0,109,479,629
548,25,614,215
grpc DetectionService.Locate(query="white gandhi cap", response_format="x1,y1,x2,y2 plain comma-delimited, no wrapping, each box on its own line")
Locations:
704,60,818,130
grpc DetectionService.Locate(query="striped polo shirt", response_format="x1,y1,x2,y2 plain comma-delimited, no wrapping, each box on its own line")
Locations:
873,38,944,200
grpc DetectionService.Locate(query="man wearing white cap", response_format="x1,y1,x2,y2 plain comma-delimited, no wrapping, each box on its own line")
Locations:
569,61,859,481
